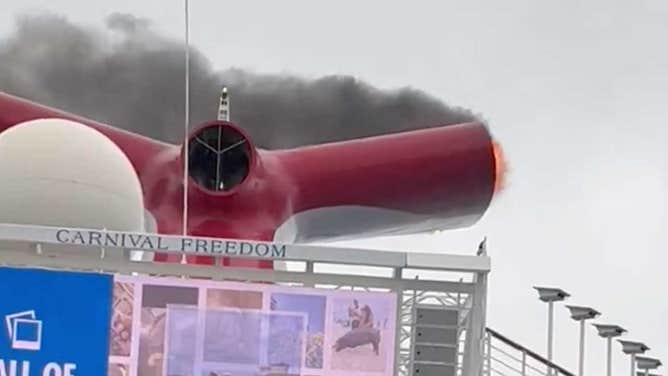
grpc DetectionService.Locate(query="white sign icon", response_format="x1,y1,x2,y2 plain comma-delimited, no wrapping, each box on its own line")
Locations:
5,310,42,351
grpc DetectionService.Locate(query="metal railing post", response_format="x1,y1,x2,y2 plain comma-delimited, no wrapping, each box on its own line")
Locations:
486,327,575,376
392,267,403,376
521,350,527,376
486,331,492,376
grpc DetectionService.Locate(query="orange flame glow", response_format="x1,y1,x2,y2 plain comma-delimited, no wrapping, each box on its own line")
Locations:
493,140,507,194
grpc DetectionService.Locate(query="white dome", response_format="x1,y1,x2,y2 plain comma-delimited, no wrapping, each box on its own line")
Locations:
0,118,145,231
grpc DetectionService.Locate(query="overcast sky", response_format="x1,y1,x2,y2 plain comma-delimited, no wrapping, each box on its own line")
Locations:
2,0,667,373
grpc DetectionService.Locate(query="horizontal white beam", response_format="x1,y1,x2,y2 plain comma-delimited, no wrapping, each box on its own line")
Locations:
0,222,490,273
407,253,491,273
0,248,475,293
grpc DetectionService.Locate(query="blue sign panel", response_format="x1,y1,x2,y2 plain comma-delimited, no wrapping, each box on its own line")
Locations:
0,267,112,376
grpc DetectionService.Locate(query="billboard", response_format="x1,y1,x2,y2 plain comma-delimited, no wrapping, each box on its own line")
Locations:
0,266,396,376
108,275,397,376
0,267,113,376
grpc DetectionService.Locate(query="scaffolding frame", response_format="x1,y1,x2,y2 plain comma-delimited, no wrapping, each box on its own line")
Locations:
0,223,490,376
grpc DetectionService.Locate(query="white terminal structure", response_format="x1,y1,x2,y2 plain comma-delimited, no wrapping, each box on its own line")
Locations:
0,222,490,376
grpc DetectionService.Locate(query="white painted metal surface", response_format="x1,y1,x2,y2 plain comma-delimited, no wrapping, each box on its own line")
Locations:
0,222,491,376
484,328,575,376
0,223,490,272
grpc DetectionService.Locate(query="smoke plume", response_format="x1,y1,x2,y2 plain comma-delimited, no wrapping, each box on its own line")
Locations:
0,13,484,148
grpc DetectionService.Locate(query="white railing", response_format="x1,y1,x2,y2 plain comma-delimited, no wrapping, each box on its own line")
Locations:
484,328,575,376
0,222,492,376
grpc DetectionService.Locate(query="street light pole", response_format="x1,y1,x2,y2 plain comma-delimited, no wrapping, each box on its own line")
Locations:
636,356,662,376
535,287,570,375
567,306,600,376
606,337,612,376
619,340,649,376
579,319,586,376
593,324,626,376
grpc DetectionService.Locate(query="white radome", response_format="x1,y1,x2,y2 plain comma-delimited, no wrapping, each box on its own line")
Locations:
0,118,145,231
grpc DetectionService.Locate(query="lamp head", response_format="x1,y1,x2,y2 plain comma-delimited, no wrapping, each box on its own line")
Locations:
593,323,626,338
619,340,650,355
534,286,570,302
637,356,662,370
566,305,600,321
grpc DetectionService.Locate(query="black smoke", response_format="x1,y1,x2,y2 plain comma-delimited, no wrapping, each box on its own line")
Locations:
0,13,484,148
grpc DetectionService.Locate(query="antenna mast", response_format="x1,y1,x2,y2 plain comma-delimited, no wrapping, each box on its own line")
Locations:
182,0,190,239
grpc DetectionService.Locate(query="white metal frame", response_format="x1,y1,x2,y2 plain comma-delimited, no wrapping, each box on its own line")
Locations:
483,328,575,376
0,222,491,376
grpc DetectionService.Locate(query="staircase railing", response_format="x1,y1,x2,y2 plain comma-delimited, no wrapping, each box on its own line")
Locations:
484,327,575,376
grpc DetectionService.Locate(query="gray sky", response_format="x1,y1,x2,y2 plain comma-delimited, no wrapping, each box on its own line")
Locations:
2,0,667,373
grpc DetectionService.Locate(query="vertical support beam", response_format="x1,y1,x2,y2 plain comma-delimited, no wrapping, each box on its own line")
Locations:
485,332,492,376
462,270,488,375
631,354,636,376
522,350,527,376
392,267,403,376
547,300,555,376
606,337,612,376
578,319,585,376
304,261,314,287
407,278,419,376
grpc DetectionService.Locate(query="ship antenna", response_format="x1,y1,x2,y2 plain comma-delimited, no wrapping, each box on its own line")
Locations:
182,0,191,244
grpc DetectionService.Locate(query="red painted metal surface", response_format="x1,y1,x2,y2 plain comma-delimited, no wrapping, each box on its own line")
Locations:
0,92,498,268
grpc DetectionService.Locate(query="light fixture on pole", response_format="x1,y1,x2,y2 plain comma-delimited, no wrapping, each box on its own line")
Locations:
619,340,649,376
636,356,662,376
534,287,570,375
593,324,626,376
566,306,601,376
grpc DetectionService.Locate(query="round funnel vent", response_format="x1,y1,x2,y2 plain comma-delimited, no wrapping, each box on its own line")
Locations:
187,122,253,193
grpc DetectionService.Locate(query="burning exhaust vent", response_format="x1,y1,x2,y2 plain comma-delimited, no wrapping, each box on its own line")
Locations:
187,121,254,193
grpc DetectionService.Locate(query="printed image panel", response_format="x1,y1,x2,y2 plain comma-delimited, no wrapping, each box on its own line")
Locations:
201,366,306,376
203,309,262,364
109,274,397,376
165,306,198,376
108,363,129,376
207,288,263,309
138,307,165,376
330,295,395,373
267,313,306,371
162,306,305,376
110,281,134,357
270,293,326,369
137,284,198,376
201,368,256,376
